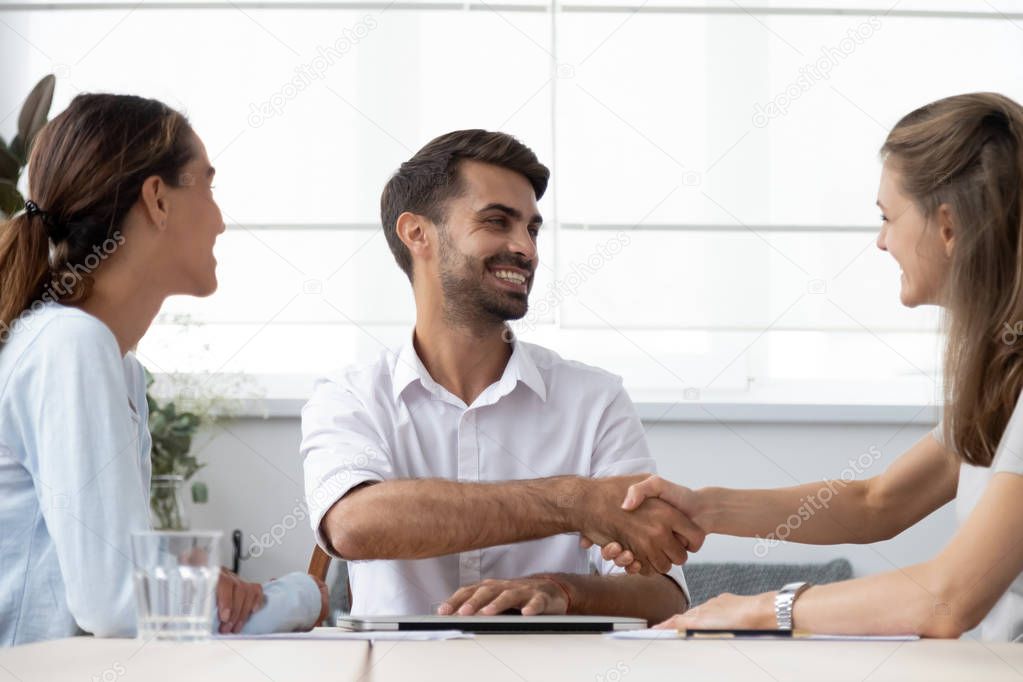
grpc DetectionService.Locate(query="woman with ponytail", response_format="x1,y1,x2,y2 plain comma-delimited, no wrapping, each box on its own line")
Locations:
0,94,326,646
596,92,1023,640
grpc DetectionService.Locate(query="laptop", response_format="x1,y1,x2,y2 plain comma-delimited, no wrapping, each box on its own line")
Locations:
338,615,647,634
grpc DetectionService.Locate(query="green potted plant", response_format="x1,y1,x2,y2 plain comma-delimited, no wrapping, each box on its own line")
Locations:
1,75,56,217
143,327,263,531
145,368,208,530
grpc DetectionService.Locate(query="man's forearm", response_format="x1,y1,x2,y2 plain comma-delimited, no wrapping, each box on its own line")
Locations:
551,573,687,624
323,477,583,560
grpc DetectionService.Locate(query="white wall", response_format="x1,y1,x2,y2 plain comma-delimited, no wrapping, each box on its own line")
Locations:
187,415,949,585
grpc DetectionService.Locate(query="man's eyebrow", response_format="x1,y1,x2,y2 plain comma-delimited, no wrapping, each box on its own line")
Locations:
876,199,885,210
478,203,521,219
477,202,543,224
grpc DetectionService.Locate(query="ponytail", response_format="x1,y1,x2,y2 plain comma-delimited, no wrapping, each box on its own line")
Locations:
0,93,195,347
0,211,50,345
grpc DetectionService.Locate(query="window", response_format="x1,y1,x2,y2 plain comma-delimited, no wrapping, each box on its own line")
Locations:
3,0,1022,401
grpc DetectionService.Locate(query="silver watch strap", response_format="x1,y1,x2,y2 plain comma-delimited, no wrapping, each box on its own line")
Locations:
774,581,811,631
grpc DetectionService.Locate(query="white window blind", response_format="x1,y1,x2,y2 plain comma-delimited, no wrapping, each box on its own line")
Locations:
3,1,1022,400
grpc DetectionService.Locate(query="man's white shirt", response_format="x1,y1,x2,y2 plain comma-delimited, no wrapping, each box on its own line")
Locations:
301,335,689,615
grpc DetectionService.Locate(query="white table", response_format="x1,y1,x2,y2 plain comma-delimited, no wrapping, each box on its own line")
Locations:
2,633,1023,682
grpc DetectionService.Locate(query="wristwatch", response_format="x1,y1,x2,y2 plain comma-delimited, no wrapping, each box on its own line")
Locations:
774,581,811,631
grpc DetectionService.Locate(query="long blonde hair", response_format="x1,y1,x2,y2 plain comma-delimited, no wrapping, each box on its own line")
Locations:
882,93,1023,466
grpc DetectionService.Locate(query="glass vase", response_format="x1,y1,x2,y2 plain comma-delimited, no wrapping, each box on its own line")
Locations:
150,474,190,531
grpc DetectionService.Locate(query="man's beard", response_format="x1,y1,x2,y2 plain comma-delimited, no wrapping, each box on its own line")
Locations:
438,231,531,331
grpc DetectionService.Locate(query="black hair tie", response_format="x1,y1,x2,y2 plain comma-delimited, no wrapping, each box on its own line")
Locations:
24,200,46,219
24,200,69,243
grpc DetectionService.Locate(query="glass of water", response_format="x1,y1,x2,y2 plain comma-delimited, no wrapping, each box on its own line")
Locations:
131,530,222,642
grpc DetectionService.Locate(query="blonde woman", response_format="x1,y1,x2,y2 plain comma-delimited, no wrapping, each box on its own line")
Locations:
597,92,1023,640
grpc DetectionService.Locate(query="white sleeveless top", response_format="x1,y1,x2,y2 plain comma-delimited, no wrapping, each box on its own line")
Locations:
939,399,1023,641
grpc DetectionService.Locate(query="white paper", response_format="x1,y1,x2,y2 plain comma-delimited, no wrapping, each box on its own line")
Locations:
215,628,473,641
799,634,919,641
606,628,683,640
605,629,919,641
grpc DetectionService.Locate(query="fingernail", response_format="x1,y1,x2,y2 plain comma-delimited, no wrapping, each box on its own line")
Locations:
221,608,231,621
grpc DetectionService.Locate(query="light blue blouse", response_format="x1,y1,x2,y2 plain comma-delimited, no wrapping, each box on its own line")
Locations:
0,302,319,646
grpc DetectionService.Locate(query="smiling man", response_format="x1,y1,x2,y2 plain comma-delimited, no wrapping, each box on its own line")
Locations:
301,130,699,623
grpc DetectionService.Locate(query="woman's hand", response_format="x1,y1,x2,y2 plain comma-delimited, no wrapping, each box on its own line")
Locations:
216,569,265,634
621,475,702,516
654,592,776,631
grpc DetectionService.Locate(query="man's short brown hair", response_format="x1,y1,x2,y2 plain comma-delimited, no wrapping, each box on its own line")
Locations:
380,129,550,281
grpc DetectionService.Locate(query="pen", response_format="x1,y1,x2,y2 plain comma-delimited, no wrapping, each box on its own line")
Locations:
683,628,798,639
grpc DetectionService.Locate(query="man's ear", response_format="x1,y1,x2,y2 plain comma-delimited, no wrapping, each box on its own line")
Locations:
396,211,434,262
139,175,169,231
937,203,955,258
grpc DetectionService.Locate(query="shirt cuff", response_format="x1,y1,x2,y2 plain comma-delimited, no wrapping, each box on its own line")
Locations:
308,471,383,558
663,564,691,609
224,572,322,635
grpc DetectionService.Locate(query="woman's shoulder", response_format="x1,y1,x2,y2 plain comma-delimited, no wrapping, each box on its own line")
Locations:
942,392,1023,473
0,303,122,394
994,394,1023,475
6,302,117,350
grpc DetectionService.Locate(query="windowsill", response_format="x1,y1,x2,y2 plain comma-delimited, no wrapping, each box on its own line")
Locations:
208,374,940,425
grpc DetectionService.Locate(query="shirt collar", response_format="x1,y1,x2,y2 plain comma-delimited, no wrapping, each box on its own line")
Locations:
391,336,435,402
391,329,547,405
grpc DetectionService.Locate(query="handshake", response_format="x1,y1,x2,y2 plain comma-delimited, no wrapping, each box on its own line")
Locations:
565,474,705,576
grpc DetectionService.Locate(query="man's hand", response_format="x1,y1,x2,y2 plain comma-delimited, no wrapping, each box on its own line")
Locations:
436,577,570,616
581,540,643,575
579,475,706,575
216,570,265,634
569,475,705,575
